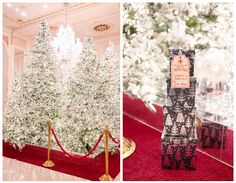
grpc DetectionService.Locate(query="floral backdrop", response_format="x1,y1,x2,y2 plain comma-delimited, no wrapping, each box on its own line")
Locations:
123,3,233,127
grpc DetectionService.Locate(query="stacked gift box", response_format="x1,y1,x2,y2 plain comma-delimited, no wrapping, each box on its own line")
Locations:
161,131,197,170
166,78,196,107
200,119,227,148
161,49,198,170
163,106,196,137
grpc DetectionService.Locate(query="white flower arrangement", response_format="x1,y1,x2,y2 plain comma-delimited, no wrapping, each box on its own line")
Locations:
123,3,233,125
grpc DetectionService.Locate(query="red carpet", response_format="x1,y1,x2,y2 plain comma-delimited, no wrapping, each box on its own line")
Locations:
123,93,233,166
123,93,164,130
3,141,120,181
123,114,233,181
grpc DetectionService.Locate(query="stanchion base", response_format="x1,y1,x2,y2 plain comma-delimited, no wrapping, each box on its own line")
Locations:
43,160,55,168
99,174,114,181
123,137,136,159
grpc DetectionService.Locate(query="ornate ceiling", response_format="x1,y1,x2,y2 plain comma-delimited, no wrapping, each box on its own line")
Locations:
3,3,120,55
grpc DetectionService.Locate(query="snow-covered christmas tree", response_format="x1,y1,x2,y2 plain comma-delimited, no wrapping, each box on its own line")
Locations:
58,34,120,156
3,21,60,149
98,41,120,145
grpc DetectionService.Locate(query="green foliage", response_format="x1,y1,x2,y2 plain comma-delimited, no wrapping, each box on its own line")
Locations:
186,16,199,28
201,12,218,22
194,43,210,50
153,21,171,33
147,2,163,13
123,23,137,40
128,10,136,20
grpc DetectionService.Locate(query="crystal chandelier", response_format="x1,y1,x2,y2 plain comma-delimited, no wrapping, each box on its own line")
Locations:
51,6,82,64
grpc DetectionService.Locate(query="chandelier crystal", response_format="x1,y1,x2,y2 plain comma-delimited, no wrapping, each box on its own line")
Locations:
51,7,82,64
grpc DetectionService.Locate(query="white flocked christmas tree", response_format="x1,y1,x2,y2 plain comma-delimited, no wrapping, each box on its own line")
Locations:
3,21,60,149
57,34,120,156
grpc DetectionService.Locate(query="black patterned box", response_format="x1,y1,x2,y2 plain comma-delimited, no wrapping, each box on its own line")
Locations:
161,131,197,170
200,120,227,149
169,49,195,77
161,49,197,170
163,105,196,136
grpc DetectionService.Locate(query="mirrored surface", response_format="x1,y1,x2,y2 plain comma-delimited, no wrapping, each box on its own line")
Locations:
195,48,233,166
196,111,233,166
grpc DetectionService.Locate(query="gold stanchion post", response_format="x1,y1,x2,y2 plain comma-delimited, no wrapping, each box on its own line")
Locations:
99,122,113,181
43,118,55,167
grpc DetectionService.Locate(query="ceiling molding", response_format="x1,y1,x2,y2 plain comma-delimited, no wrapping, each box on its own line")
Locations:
3,14,20,28
22,11,119,39
3,3,120,52
93,31,120,40
15,52,25,57
11,3,97,32
13,32,28,42
73,11,119,28
12,36,27,49
3,22,32,42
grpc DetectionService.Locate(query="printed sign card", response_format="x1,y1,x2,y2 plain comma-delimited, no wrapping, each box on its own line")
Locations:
171,51,190,88
169,49,195,76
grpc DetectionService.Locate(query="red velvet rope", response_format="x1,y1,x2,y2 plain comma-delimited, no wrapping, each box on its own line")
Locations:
51,128,104,159
108,131,120,144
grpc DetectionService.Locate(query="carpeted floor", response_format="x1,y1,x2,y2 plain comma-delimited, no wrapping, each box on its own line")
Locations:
123,114,233,181
123,93,164,130
123,93,233,166
3,141,120,181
